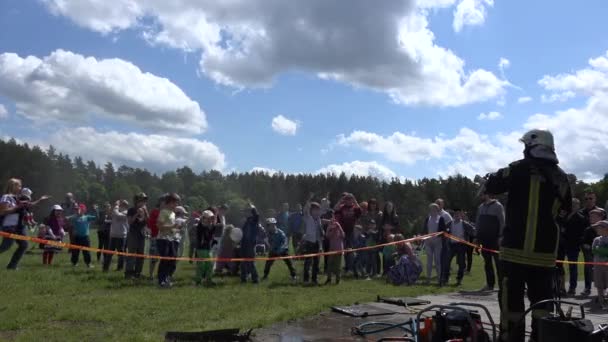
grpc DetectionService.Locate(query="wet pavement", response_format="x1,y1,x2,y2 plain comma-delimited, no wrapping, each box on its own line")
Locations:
252,283,607,342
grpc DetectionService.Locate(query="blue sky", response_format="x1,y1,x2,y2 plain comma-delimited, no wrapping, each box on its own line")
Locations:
1,0,607,181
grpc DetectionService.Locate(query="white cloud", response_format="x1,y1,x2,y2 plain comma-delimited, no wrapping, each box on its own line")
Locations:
339,51,608,181
271,115,299,136
49,127,225,173
453,0,494,32
477,111,503,120
42,0,506,107
317,161,397,181
251,167,279,175
0,50,207,134
0,104,7,119
517,96,532,104
540,91,576,103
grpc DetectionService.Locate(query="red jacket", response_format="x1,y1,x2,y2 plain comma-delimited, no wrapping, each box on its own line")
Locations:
148,208,160,238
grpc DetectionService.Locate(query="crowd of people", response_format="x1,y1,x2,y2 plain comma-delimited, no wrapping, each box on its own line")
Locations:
1,177,608,296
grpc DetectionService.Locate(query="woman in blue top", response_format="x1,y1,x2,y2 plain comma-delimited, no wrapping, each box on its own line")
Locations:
68,204,97,268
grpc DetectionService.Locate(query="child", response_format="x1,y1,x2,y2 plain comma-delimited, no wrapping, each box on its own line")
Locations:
325,217,345,285
353,225,367,278
68,204,97,268
194,210,219,286
174,206,188,258
301,195,324,285
103,200,129,272
444,209,475,286
42,205,66,265
382,234,397,275
215,223,238,276
263,218,297,281
581,208,606,296
365,219,379,279
156,193,182,288
388,241,423,286
591,221,608,309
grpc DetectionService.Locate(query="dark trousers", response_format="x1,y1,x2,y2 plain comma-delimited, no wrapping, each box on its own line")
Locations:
71,235,91,266
499,261,553,342
383,254,395,275
240,245,259,283
564,246,580,291
344,232,354,273
0,226,28,269
157,239,178,285
482,250,501,288
302,241,320,282
447,243,466,282
96,229,109,261
465,245,474,272
354,250,366,277
103,237,126,271
365,250,379,276
582,248,594,290
264,251,296,278
125,234,146,277
439,240,451,284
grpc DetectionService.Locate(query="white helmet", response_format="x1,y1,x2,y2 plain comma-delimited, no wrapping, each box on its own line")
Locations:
520,129,555,150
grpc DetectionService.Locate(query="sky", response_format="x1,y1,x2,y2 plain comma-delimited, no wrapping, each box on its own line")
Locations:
1,0,607,182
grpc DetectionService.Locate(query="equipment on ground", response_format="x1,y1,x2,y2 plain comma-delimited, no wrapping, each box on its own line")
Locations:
165,329,252,342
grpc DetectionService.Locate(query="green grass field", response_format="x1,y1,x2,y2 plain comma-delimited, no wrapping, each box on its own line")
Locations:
0,234,488,342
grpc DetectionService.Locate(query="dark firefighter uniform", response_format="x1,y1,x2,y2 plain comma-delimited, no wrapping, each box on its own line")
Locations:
485,154,572,342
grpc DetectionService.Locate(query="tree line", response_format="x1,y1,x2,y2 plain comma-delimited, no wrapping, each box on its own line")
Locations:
1,138,607,236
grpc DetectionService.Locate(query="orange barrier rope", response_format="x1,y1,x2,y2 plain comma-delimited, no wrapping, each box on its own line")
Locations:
3,230,607,266
0,231,443,262
442,232,608,266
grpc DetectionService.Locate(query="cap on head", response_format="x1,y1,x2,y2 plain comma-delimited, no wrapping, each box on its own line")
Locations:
202,210,215,218
520,129,555,150
134,192,148,202
52,204,63,211
592,220,608,230
175,206,188,215
21,188,33,198
78,204,87,212
266,217,277,225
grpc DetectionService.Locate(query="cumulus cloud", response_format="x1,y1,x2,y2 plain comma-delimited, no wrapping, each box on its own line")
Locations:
0,50,207,134
317,161,397,181
517,96,532,104
540,91,576,103
453,0,494,32
0,104,7,119
250,167,279,175
42,0,506,107
49,127,225,173
477,111,503,120
338,128,521,178
271,115,299,136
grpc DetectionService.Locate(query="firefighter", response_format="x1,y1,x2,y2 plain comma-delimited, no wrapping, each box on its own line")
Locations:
484,129,572,342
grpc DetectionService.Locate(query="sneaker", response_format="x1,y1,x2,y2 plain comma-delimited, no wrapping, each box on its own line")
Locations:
479,285,494,292
456,279,462,286
324,278,332,285
261,276,268,281
581,288,592,296
366,277,372,281
87,264,94,269
567,289,576,296
291,275,298,282
72,263,79,267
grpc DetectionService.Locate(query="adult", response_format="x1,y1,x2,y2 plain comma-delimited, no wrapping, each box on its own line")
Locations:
0,179,49,269
103,200,129,272
423,203,446,285
125,193,149,279
579,191,607,296
301,194,324,284
379,201,399,240
287,204,304,252
556,198,586,296
435,198,453,225
334,193,362,273
475,193,505,292
240,203,260,284
485,129,572,342
96,203,112,263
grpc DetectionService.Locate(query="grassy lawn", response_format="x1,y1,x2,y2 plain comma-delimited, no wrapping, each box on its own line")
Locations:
0,234,488,342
